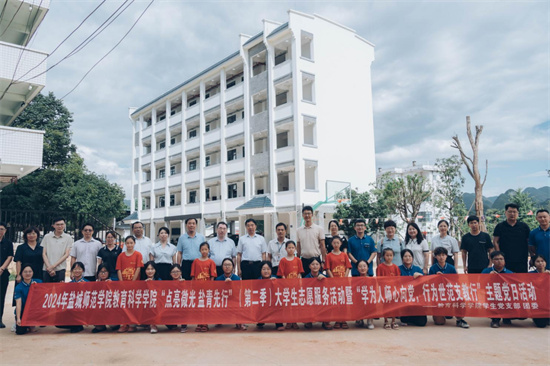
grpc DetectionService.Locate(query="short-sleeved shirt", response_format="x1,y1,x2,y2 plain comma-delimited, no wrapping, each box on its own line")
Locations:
208,237,236,266
325,235,348,254
376,263,401,277
481,266,513,274
134,236,153,264
429,262,457,275
97,245,122,275
70,238,103,277
529,226,550,270
296,224,324,258
177,232,206,261
14,279,42,313
325,252,351,278
277,256,304,278
430,235,460,255
267,238,288,267
14,243,43,280
236,233,267,261
348,234,376,276
191,258,217,280
215,273,241,281
116,251,144,281
460,232,493,271
493,221,530,266
404,238,429,269
41,232,73,271
379,236,404,266
150,242,177,264
399,264,423,277
0,237,14,267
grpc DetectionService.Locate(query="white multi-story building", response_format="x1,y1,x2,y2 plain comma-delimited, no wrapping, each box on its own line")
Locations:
0,0,48,187
129,10,376,241
377,161,443,238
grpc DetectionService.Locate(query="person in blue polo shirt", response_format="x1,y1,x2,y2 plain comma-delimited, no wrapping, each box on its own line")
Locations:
347,219,377,277
481,251,514,328
14,263,42,335
429,247,469,329
529,209,550,270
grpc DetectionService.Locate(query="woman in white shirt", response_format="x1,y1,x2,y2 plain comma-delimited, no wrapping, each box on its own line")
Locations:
404,222,430,274
430,220,459,266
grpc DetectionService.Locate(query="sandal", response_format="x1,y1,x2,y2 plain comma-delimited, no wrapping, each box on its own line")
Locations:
341,322,349,329
384,321,391,330
391,322,399,330
276,325,285,331
285,323,292,329
333,322,341,329
291,323,299,329
201,325,209,332
195,325,203,332
322,322,333,330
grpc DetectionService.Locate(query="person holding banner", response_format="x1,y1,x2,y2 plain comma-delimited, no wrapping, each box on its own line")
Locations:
348,219,377,277
92,264,118,334
116,235,144,333
398,249,427,327
529,255,550,328
14,263,42,335
326,235,352,329
355,260,374,329
482,251,514,328
377,248,400,329
56,262,87,333
429,247,470,329
236,219,267,280
192,242,217,332
296,206,326,276
257,261,282,330
277,240,303,330
215,258,246,330
168,264,187,333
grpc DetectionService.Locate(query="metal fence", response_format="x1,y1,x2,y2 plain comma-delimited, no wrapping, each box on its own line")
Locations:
0,209,122,244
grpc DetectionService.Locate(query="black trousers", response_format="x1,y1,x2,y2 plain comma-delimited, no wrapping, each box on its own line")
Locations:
241,261,262,280
0,271,9,319
400,316,427,327
43,269,66,283
533,318,549,328
216,266,223,279
156,263,172,281
507,261,527,274
181,260,194,280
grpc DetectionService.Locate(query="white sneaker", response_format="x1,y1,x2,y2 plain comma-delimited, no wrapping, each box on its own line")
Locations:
367,320,374,330
11,323,16,332
150,325,158,334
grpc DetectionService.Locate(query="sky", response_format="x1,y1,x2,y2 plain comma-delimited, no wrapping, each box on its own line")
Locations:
25,0,549,198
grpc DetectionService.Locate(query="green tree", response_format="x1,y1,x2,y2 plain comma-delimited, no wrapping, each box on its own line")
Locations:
375,173,433,224
509,188,538,230
334,189,390,237
10,92,76,168
0,92,125,224
434,155,466,236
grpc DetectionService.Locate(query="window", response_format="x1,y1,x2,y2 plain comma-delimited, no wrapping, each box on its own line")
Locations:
278,172,290,192
227,114,237,124
227,80,236,89
159,195,165,208
228,183,238,199
305,163,317,190
242,111,245,119
276,131,289,148
158,140,166,150
227,148,237,161
189,160,197,171
302,74,315,103
276,92,287,107
301,32,313,60
188,129,197,139
158,168,165,179
205,124,211,133
205,93,210,100
275,52,287,66
170,137,176,145
189,191,196,204
170,194,176,206
205,188,211,201
304,119,316,145
205,156,211,167
188,99,197,107
158,114,166,121
170,165,176,176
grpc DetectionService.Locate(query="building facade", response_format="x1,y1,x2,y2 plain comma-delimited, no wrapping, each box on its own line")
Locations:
129,10,376,241
0,0,48,187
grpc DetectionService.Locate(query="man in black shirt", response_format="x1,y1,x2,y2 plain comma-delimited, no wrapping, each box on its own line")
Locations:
461,216,493,273
493,203,531,273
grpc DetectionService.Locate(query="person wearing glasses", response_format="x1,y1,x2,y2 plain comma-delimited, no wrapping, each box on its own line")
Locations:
70,223,102,282
347,219,377,277
42,217,73,283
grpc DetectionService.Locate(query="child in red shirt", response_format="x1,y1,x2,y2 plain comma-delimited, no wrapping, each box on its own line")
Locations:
191,242,217,332
376,248,400,330
115,235,144,333
276,240,303,330
325,236,352,329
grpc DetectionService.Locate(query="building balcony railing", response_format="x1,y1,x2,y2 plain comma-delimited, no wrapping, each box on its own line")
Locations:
186,203,201,215
203,129,221,146
275,190,295,207
203,94,220,112
225,158,245,175
169,111,182,126
225,121,244,138
185,137,200,151
141,153,151,166
273,102,293,122
203,164,221,180
274,146,294,165
155,120,166,133
185,170,200,183
186,103,200,119
204,200,221,213
225,83,244,101
273,60,291,81
226,196,246,211
142,125,152,138
140,181,151,193
169,173,182,187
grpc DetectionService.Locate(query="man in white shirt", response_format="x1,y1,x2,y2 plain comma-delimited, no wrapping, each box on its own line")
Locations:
176,218,206,280
132,221,153,279
208,221,236,276
42,217,73,282
267,222,289,276
236,219,267,280
70,223,102,282
296,206,326,276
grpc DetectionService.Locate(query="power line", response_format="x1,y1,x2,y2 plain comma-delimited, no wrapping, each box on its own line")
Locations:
60,0,155,100
14,0,108,83
0,0,23,38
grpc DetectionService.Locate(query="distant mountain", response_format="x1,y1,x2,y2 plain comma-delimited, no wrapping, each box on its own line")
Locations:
461,186,549,212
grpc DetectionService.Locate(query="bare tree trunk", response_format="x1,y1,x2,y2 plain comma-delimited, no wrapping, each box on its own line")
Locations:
452,116,488,232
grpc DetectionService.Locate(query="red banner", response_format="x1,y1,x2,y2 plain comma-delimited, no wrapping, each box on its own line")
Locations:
23,274,549,326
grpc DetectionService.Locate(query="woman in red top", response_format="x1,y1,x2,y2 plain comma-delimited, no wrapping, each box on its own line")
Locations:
325,236,352,329
191,242,217,332
277,241,303,330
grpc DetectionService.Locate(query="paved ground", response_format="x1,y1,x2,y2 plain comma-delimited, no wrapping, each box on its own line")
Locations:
1,282,548,365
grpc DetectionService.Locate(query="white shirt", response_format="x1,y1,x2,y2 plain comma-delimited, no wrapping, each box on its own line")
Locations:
236,234,267,261
267,238,288,267
150,241,177,264
70,238,102,277
208,236,236,266
134,236,153,264
430,234,459,255
404,238,429,268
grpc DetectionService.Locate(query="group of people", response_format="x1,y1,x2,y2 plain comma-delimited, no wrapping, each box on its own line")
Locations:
0,204,548,335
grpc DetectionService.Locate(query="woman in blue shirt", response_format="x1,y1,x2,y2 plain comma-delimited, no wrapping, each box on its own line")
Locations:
14,263,42,335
